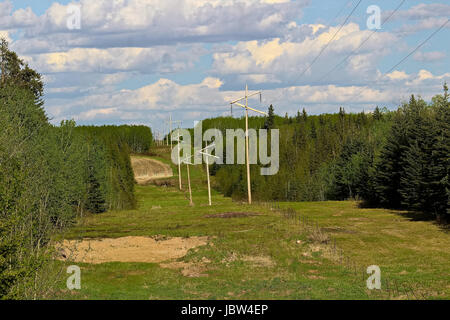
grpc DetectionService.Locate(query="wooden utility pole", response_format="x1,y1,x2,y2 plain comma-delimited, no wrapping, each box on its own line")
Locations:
205,156,211,206
186,162,193,206
198,144,219,206
174,129,183,190
245,85,250,204
181,154,194,206
165,115,182,149
229,84,266,205
169,114,172,149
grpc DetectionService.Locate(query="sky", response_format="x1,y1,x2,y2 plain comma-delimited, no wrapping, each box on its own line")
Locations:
1,0,449,136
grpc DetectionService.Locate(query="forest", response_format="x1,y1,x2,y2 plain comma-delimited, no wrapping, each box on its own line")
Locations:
0,36,448,300
204,90,449,221
0,39,152,298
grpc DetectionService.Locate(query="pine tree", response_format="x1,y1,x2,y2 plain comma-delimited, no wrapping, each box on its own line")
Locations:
264,104,275,129
296,110,302,123
373,106,382,121
302,108,308,122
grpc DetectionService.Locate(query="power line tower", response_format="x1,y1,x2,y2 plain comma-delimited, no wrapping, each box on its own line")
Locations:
229,84,266,205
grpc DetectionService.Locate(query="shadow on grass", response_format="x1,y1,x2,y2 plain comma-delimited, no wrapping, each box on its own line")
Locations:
357,201,449,233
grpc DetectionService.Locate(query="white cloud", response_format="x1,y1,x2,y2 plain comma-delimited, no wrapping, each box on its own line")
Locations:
45,69,449,129
212,23,398,87
1,0,448,130
100,73,131,86
413,51,446,62
0,30,11,42
397,17,450,35
23,45,203,74
385,70,409,81
387,3,450,21
0,1,38,29
7,0,309,52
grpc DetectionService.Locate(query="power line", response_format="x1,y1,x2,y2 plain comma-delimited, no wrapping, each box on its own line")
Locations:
315,0,406,84
292,0,363,83
349,18,450,106
386,18,450,74
330,0,353,25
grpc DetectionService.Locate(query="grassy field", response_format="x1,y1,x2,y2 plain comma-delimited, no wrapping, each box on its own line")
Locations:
56,149,450,300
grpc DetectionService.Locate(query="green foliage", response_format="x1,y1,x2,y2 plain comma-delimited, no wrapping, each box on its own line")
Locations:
93,125,153,154
209,109,388,202
374,89,449,217
209,87,449,219
0,40,148,298
0,38,44,104
264,104,275,129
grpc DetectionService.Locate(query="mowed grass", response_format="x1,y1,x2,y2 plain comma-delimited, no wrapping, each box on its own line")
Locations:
57,151,450,300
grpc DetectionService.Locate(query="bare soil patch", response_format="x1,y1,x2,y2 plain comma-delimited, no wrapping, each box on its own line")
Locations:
222,252,275,268
205,212,259,219
131,157,173,185
57,236,208,264
161,258,211,278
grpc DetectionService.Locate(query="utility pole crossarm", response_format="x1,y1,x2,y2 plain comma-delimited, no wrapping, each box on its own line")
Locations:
232,102,268,115
230,91,261,105
198,151,219,158
181,154,195,165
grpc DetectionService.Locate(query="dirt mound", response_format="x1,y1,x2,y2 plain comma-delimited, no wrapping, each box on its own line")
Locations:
131,157,173,185
57,236,208,264
205,212,259,219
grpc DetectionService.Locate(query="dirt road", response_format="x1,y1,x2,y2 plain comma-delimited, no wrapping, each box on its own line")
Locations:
131,156,173,185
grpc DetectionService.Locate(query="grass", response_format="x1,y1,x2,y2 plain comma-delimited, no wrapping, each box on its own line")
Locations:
55,149,450,300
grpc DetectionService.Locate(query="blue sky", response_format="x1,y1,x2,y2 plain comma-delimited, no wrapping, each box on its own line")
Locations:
1,0,449,135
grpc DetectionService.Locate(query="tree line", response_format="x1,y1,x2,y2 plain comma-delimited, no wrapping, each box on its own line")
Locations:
204,87,449,221
0,39,152,298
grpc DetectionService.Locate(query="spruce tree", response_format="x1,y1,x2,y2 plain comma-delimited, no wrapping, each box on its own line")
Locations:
374,108,408,208
429,84,450,218
373,106,382,121
296,110,302,123
264,104,275,129
302,108,308,122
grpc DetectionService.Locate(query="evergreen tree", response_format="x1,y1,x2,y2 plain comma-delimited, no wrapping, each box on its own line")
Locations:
429,84,450,218
374,109,408,208
310,121,317,139
264,104,275,129
373,106,382,121
302,108,308,122
296,110,302,123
